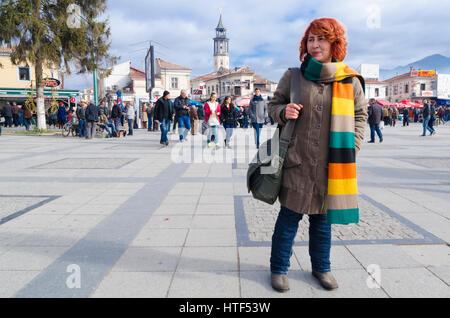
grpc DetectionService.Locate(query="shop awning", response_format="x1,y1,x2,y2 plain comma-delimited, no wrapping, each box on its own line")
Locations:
0,87,79,98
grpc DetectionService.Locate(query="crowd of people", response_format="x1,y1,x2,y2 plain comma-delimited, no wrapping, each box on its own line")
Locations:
366,98,449,143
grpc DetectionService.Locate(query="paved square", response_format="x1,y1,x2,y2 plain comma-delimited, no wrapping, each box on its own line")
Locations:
0,123,449,298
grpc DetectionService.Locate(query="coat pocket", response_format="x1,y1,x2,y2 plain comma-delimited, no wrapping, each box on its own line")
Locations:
283,137,302,168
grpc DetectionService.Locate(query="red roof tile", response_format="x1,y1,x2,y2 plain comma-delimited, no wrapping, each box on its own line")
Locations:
156,58,191,71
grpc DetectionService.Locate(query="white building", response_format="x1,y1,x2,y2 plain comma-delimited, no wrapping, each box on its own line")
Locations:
153,58,192,99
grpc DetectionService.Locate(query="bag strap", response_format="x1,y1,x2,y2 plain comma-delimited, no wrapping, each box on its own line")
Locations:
278,68,301,156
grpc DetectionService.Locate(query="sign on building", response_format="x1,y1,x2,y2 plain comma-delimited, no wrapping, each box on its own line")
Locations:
437,74,450,99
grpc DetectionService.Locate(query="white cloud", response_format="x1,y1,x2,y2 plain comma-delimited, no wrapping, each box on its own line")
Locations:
65,0,450,90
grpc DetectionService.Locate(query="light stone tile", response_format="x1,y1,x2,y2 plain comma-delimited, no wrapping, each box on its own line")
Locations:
195,204,235,215
0,246,69,271
14,228,90,247
380,268,450,298
0,228,37,247
130,229,188,247
178,247,238,272
399,244,450,267
401,212,450,243
185,229,237,247
91,272,172,298
49,214,107,230
145,215,193,229
191,215,235,229
0,271,41,298
160,195,200,205
293,246,364,271
347,245,423,269
152,205,196,216
112,247,181,272
239,246,300,271
427,266,450,286
199,195,234,205
0,215,64,229
168,271,240,298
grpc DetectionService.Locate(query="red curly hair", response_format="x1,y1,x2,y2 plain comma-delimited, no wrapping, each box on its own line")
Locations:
300,18,347,62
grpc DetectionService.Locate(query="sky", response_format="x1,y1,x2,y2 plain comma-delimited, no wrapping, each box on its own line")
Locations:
66,0,450,91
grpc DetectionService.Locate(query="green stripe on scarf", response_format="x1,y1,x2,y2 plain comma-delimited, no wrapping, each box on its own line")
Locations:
330,131,356,149
327,209,360,225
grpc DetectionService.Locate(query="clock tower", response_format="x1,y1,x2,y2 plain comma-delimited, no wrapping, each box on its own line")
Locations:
213,14,230,72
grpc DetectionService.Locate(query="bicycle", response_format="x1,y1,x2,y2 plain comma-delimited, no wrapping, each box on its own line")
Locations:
62,118,78,137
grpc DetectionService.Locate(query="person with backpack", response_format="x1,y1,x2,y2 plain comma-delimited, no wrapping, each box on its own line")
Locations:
421,100,434,136
111,100,122,136
85,102,99,139
76,102,87,138
402,107,410,127
428,101,437,135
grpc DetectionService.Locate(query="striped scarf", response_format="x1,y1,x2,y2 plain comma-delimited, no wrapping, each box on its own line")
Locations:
301,55,365,225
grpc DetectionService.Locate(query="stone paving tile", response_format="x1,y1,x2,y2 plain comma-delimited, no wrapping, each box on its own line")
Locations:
168,271,240,298
399,244,450,267
48,215,108,230
400,212,450,243
0,215,64,229
145,215,193,229
0,246,69,271
0,271,41,298
191,215,235,229
239,247,301,271
13,228,90,247
380,268,450,298
112,247,182,272
426,266,450,286
199,195,234,205
195,204,235,215
91,272,173,298
130,229,189,247
346,245,423,269
177,247,238,273
293,246,364,271
185,229,237,247
0,228,37,247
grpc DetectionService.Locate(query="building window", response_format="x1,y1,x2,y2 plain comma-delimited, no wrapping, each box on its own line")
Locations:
171,77,178,89
394,86,398,95
386,87,388,96
405,84,409,93
18,66,30,81
375,88,379,97
421,83,426,91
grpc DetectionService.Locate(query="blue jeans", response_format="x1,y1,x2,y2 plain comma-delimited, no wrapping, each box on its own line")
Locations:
178,115,191,141
148,117,153,131
370,123,383,142
160,118,170,143
422,116,433,136
128,119,134,135
78,119,86,137
207,125,220,144
100,123,114,137
271,206,331,275
224,124,234,144
428,117,436,134
252,123,264,148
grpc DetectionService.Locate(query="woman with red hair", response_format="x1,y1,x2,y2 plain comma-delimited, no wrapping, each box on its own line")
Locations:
268,18,368,292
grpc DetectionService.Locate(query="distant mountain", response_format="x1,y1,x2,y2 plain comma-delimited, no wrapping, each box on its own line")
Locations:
380,54,450,80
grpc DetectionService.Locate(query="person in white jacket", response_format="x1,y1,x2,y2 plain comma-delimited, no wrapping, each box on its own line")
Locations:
126,102,136,136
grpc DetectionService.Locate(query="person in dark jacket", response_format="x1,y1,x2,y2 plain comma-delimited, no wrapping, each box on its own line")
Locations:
421,100,433,136
3,102,13,127
173,90,191,142
85,103,99,139
402,108,410,127
428,101,436,135
57,102,67,129
220,96,237,148
368,99,383,143
154,91,173,146
111,100,122,135
76,102,87,137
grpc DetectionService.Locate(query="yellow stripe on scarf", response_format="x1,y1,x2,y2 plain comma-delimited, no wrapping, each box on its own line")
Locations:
328,178,358,195
331,97,355,117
